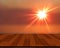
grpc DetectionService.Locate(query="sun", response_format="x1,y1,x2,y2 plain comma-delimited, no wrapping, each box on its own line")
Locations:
36,10,47,20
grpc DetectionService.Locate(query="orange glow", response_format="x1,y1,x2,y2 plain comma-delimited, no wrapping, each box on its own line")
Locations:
36,10,47,20
25,6,59,32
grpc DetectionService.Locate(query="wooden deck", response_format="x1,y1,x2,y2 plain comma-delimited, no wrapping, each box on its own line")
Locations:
0,34,60,46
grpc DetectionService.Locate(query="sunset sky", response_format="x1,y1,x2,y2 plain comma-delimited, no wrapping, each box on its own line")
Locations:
0,0,60,33
0,0,60,9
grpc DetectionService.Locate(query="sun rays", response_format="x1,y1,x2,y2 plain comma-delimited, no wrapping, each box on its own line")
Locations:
24,5,59,33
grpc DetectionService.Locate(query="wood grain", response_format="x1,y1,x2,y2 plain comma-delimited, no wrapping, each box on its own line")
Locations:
0,34,60,46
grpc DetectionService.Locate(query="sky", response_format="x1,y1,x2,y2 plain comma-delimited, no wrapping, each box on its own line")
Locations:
0,0,60,25
0,0,60,33
0,0,60,9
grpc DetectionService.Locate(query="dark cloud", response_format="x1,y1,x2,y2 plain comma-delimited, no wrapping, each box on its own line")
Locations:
0,9,60,25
